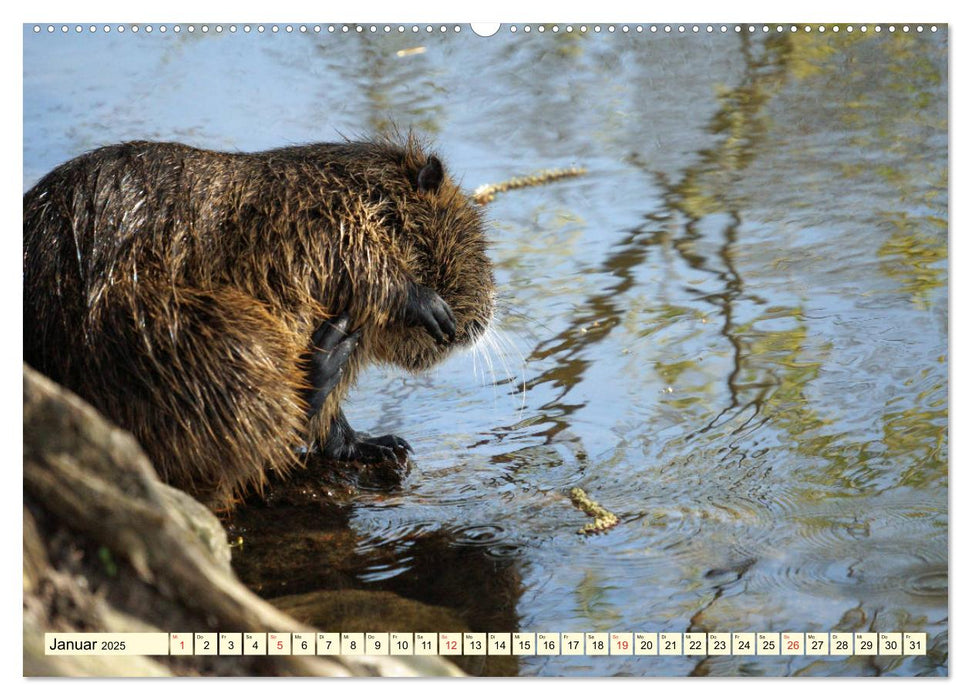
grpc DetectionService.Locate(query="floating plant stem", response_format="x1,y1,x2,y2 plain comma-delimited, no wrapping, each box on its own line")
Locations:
569,487,619,535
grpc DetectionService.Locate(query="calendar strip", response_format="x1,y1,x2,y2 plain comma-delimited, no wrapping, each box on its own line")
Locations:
44,632,927,656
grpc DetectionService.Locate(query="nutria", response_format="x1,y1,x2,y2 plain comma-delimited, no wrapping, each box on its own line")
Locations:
23,137,495,509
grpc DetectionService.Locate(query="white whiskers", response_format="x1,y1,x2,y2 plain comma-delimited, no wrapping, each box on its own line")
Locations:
469,309,528,421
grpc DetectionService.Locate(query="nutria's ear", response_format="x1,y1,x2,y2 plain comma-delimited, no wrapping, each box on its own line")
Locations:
416,156,444,193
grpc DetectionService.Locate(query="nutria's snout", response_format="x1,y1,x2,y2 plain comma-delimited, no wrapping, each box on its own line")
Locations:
381,296,494,373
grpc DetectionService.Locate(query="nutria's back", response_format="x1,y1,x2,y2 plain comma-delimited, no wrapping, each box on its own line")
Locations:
23,138,496,508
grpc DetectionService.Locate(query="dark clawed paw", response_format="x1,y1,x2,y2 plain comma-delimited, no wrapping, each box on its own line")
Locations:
307,313,361,417
312,313,361,363
364,433,414,455
319,411,411,487
322,427,413,464
353,432,413,461
346,441,395,463
404,283,457,345
337,434,411,464
311,312,351,349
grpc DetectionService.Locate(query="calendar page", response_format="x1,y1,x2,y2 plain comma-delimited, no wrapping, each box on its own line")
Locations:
22,12,949,681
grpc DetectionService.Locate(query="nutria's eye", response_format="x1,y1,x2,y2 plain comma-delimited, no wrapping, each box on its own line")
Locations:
416,156,443,193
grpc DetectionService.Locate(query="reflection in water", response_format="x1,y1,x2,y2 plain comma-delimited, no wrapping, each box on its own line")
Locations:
23,25,947,676
227,494,521,677
314,32,445,135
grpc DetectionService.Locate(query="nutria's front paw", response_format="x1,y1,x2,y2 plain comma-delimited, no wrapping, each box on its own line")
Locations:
404,283,456,344
306,313,361,418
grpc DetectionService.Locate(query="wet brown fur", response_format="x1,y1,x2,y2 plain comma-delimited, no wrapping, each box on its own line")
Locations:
23,137,495,509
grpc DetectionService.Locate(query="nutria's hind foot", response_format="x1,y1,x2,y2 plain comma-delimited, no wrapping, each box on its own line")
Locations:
339,433,413,464
358,432,413,458
307,313,361,418
321,409,413,465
